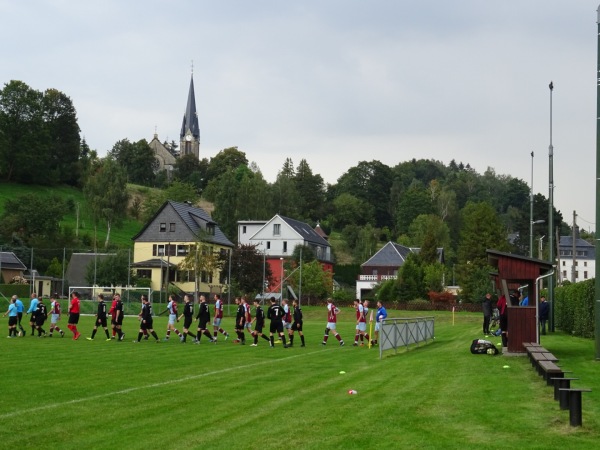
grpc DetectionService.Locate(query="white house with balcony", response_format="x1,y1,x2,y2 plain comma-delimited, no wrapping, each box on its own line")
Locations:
356,241,444,299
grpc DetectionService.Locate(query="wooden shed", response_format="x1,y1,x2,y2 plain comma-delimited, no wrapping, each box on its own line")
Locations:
487,249,554,353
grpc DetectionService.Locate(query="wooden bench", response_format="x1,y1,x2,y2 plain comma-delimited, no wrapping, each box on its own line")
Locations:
551,377,578,401
559,388,592,426
538,360,563,383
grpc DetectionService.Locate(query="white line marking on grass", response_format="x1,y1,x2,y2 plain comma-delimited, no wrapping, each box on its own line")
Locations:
0,349,327,419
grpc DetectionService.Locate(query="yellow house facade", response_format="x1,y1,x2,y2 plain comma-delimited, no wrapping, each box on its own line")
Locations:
132,200,234,295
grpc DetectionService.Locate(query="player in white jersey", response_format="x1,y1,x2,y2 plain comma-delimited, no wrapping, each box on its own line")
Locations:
164,294,182,341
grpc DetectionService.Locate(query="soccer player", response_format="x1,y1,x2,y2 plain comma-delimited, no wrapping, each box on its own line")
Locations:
243,296,254,339
250,299,270,346
164,294,182,341
289,299,305,347
212,293,229,341
26,292,39,336
108,294,119,339
47,296,65,337
135,295,160,342
267,296,288,348
322,298,344,346
113,293,125,341
353,299,368,346
372,300,387,345
35,298,48,337
3,296,18,337
194,295,216,344
66,291,81,340
233,297,246,344
177,294,197,343
14,296,25,336
86,294,111,341
282,298,292,338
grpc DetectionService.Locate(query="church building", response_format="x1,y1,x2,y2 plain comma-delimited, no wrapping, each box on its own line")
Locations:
179,73,200,158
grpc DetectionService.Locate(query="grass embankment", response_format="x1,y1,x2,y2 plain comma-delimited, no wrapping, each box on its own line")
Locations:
0,307,598,449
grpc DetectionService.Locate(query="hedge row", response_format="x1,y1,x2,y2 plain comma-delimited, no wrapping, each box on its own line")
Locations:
554,279,595,338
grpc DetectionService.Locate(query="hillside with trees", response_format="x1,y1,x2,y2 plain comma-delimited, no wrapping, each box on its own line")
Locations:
0,79,574,301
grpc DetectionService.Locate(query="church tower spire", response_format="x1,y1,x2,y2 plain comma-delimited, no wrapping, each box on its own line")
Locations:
180,66,200,158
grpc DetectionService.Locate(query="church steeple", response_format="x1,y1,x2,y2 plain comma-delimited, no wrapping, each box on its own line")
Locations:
180,68,200,158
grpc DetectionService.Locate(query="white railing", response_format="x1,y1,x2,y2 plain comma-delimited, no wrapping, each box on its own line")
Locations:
358,274,398,281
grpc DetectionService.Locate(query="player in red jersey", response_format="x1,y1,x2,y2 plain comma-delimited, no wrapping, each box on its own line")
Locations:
353,299,368,346
164,294,182,341
322,298,344,346
242,296,254,339
48,296,65,337
108,294,119,339
212,294,229,341
68,291,81,340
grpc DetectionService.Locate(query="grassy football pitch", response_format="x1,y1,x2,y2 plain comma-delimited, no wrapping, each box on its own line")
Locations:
0,307,599,449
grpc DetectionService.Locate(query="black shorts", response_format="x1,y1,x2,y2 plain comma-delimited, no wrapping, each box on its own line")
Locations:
292,322,303,332
115,315,123,326
270,321,283,334
183,317,193,329
254,323,264,333
8,317,17,326
96,317,108,327
198,319,210,330
141,319,153,330
236,317,245,330
29,313,37,323
68,313,80,325
36,317,46,326
111,318,117,326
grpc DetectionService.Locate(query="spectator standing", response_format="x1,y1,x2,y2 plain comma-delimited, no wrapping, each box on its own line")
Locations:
539,296,550,335
482,293,492,335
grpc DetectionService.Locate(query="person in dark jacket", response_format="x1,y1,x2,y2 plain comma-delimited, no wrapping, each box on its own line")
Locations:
482,293,492,335
539,296,550,335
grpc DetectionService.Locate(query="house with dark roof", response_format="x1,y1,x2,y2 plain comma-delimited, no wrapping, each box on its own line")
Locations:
557,227,595,283
132,200,234,294
356,241,444,299
65,253,116,289
238,215,334,295
0,251,27,283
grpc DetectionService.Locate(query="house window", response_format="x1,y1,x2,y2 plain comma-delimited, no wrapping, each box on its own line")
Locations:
266,241,271,250
563,270,567,278
243,225,247,234
584,261,588,267
153,244,165,256
159,223,166,232
562,261,565,266
283,241,288,253
201,271,213,283
177,245,188,256
170,223,176,232
207,224,215,235
273,224,281,236
136,269,151,279
584,271,588,279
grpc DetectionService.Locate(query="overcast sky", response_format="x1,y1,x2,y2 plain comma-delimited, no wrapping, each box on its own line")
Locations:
1,1,598,231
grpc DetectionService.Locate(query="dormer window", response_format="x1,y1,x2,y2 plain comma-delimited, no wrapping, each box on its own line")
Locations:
159,223,166,232
207,223,215,235
273,224,281,236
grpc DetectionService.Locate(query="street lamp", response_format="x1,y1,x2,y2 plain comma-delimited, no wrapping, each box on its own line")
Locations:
548,81,555,332
530,219,545,258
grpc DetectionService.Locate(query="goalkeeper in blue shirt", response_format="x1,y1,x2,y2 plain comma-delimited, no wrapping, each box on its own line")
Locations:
371,301,387,346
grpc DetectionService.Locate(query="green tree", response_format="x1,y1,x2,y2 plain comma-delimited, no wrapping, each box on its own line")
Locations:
45,257,63,278
0,80,44,182
395,185,433,235
287,260,332,305
108,139,156,186
83,158,129,248
85,252,132,286
396,253,425,301
295,159,326,221
271,168,301,217
42,88,81,185
230,244,272,295
0,193,66,243
331,193,374,228
165,180,198,203
206,147,248,183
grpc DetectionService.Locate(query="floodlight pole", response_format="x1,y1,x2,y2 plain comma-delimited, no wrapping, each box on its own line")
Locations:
530,151,535,257
548,80,555,333
595,5,600,359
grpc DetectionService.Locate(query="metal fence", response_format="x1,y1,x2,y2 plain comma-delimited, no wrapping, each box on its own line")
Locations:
379,316,435,359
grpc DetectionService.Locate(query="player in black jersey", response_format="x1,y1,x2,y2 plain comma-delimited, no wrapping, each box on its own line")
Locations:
250,299,270,346
135,295,160,342
194,295,216,344
266,297,288,348
178,294,197,343
289,299,305,347
35,299,48,337
86,294,111,341
233,297,246,344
